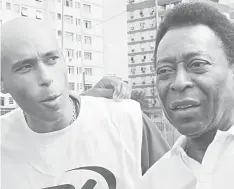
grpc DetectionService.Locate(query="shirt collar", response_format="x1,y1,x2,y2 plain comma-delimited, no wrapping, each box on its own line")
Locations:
170,125,234,156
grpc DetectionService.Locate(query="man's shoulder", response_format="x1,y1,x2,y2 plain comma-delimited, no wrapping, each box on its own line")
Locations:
80,96,141,113
1,108,23,136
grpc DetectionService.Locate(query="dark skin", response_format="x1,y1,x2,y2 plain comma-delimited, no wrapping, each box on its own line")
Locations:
155,25,234,163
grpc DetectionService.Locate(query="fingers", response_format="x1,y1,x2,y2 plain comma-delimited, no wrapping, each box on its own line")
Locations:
113,82,132,101
82,88,114,99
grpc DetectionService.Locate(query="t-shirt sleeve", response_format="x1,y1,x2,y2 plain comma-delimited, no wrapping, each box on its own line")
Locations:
141,113,170,175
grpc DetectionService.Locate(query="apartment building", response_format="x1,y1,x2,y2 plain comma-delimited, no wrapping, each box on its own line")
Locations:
0,0,104,115
127,0,176,128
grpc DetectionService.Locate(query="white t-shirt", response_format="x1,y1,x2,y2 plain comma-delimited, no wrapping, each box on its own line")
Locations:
1,96,143,189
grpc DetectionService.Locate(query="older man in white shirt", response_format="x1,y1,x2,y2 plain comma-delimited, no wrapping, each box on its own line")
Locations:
139,1,234,189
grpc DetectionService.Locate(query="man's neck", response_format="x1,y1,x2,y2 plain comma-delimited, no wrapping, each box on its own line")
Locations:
186,128,217,163
25,97,75,133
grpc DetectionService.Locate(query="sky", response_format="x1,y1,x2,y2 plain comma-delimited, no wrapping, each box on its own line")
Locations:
103,0,128,80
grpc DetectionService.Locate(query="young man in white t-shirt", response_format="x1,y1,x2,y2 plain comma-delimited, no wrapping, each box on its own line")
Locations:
1,18,169,189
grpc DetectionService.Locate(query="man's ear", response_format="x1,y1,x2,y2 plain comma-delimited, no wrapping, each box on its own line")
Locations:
1,80,8,94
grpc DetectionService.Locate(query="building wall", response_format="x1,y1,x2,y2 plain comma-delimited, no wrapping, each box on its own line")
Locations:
0,0,104,114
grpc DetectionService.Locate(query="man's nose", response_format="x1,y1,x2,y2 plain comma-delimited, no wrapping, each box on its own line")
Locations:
170,64,194,92
37,62,53,87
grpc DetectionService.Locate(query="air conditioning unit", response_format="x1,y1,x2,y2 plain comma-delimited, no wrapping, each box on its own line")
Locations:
129,0,135,3
131,57,135,63
131,49,135,52
141,48,145,52
150,23,154,27
130,16,134,19
133,82,136,85
142,81,146,84
131,26,134,30
141,37,144,40
150,10,155,15
150,35,154,39
151,57,154,61
131,38,134,41
68,58,72,62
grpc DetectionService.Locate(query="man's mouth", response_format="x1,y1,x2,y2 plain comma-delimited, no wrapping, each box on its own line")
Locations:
170,99,200,111
41,94,60,102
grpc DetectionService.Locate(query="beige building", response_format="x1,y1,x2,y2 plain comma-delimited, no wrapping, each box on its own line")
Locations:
0,0,104,115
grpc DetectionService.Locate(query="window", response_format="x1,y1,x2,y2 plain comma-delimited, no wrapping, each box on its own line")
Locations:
9,97,14,104
84,52,92,60
65,48,74,58
75,1,80,8
51,12,55,20
84,20,91,29
131,57,135,63
140,22,145,29
76,51,82,59
84,84,92,91
76,51,82,58
140,10,144,17
1,97,5,106
65,0,73,8
68,66,74,74
77,67,82,74
14,4,20,13
65,32,74,42
130,23,134,30
75,34,81,42
84,68,92,76
57,30,62,36
150,7,155,15
84,36,92,45
64,15,73,24
69,82,75,90
131,68,136,74
6,2,11,10
129,12,134,19
21,7,28,17
57,13,61,20
142,55,146,62
79,83,83,89
83,4,91,13
76,18,81,26
141,67,146,73
36,10,43,19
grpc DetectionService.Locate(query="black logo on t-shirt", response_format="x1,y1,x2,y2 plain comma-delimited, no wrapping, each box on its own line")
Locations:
43,166,116,189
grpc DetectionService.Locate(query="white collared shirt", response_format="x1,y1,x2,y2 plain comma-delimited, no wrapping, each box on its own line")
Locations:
140,126,234,189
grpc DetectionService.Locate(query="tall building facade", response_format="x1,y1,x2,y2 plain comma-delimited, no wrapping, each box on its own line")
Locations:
126,0,234,145
0,0,104,115
127,0,177,128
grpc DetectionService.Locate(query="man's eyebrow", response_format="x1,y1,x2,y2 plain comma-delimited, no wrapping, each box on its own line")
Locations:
41,50,59,57
12,58,36,69
156,51,213,66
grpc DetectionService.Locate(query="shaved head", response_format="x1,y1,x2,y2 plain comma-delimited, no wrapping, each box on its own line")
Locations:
1,17,69,122
1,17,58,70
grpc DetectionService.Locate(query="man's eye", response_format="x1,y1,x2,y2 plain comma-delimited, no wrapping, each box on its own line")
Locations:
16,65,32,72
46,56,59,64
157,67,173,74
189,60,210,68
